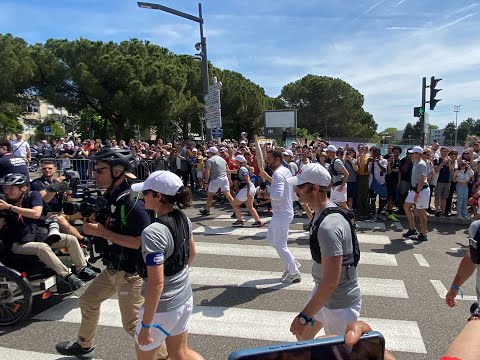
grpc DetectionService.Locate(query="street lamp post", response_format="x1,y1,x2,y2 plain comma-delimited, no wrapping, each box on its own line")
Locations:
138,2,209,141
454,105,461,146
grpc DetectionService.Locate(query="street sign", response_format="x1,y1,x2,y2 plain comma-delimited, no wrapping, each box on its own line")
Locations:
205,88,222,129
43,126,52,135
212,128,223,138
208,82,222,92
414,107,424,117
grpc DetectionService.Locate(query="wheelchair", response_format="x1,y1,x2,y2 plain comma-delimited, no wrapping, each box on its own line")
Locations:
0,238,67,327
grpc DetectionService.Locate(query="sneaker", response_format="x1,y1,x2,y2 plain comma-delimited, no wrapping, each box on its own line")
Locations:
435,211,441,217
252,221,263,227
199,209,210,216
56,340,95,359
283,260,302,277
232,219,244,227
281,272,302,284
402,228,418,238
386,213,398,221
412,233,428,241
376,213,386,221
56,274,85,294
76,266,98,281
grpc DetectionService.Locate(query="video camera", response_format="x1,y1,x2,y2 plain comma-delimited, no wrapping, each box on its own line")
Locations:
48,170,108,217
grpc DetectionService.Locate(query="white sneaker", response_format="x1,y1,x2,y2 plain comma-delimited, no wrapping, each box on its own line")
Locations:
283,260,301,277
281,272,301,284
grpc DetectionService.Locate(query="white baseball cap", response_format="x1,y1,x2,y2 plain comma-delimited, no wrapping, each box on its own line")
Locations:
286,163,332,187
326,145,337,153
234,155,246,163
207,147,218,154
282,149,293,157
131,170,183,196
407,146,423,154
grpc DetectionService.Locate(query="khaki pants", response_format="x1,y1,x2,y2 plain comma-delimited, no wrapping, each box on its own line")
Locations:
11,233,86,277
77,268,169,359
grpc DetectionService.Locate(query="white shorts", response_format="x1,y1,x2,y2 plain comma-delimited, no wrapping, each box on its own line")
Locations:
236,184,256,202
135,296,193,352
405,188,430,209
330,184,347,204
196,171,203,180
309,285,361,336
208,176,230,193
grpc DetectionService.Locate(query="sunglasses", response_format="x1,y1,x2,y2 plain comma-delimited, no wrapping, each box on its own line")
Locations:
93,167,109,174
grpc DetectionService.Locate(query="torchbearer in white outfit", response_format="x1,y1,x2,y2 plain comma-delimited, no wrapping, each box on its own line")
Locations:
259,149,301,284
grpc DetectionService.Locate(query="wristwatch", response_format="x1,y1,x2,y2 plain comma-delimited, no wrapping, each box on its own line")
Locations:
297,312,314,326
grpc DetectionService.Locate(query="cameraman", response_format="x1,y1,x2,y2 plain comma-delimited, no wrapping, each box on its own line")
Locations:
30,161,85,243
0,173,93,293
56,147,168,360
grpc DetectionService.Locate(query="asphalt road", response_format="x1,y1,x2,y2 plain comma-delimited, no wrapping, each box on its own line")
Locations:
0,194,476,360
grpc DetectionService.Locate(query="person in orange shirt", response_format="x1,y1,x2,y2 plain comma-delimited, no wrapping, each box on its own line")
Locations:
356,144,370,219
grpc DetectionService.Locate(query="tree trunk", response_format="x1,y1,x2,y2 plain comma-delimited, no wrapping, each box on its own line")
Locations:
180,116,189,139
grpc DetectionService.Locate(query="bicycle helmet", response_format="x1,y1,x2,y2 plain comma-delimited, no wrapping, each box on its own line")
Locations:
89,147,134,171
0,173,28,186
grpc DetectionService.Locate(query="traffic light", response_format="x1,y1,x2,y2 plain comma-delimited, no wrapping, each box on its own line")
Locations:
429,76,442,110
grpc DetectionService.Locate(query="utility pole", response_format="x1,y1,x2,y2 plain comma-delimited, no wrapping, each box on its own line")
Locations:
420,77,427,147
454,105,461,146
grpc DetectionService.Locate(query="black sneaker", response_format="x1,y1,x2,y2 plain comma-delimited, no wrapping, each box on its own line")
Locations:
435,211,441,217
402,228,418,238
77,266,98,281
56,340,95,359
232,219,244,227
412,233,428,241
199,209,210,216
56,274,85,294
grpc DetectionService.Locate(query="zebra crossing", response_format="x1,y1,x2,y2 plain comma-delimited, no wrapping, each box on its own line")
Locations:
3,211,445,359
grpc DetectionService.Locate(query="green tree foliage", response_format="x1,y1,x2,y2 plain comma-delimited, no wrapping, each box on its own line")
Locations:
379,127,398,137
0,33,36,104
278,75,377,139
443,122,455,144
402,121,422,141
77,107,116,141
214,69,270,140
32,38,184,139
0,112,23,138
34,118,65,141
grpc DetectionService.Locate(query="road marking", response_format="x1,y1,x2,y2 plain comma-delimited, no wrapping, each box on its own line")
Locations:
210,215,386,230
188,267,408,298
34,299,425,353
196,242,398,266
193,226,391,245
0,347,103,360
404,239,414,245
430,280,477,301
413,253,430,267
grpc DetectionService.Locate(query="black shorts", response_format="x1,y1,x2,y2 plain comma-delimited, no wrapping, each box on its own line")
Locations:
231,173,239,181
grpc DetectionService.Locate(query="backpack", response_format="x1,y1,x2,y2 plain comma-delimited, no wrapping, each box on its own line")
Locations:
309,206,360,267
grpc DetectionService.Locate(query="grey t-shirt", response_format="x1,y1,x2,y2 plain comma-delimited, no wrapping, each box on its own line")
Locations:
311,202,361,309
344,159,357,183
411,159,428,188
141,216,193,312
207,155,227,180
331,159,345,185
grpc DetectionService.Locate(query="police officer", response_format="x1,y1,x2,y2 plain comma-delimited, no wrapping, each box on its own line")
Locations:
56,147,169,359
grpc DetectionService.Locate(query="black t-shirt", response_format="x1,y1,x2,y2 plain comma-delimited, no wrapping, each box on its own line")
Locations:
400,157,413,182
434,158,451,183
0,153,30,183
30,176,63,212
0,191,45,243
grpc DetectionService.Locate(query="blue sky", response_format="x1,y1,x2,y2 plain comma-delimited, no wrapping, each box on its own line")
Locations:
1,0,479,132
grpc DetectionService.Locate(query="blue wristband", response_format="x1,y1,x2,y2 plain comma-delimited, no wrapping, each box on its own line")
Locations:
300,312,315,327
141,322,152,329
451,284,464,299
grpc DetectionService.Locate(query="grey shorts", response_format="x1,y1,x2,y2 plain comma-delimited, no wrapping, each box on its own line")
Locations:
435,181,450,199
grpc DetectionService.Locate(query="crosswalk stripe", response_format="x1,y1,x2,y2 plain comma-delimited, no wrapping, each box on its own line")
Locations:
211,215,387,230
0,347,103,360
193,226,391,245
188,267,408,298
413,253,430,267
430,280,477,301
33,298,425,354
196,242,398,266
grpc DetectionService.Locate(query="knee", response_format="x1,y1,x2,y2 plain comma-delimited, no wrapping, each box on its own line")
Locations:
35,242,52,255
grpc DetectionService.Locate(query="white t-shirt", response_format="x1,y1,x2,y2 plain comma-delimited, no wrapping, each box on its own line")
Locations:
368,158,388,186
269,166,294,218
10,139,30,158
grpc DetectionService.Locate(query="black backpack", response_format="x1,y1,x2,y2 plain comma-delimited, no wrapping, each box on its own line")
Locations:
309,206,360,267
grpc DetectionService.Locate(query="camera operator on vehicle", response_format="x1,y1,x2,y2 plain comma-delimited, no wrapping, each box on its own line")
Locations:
56,147,169,360
0,173,95,293
30,161,86,244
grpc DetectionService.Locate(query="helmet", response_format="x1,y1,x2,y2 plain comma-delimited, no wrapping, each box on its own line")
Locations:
89,147,134,171
0,173,28,186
